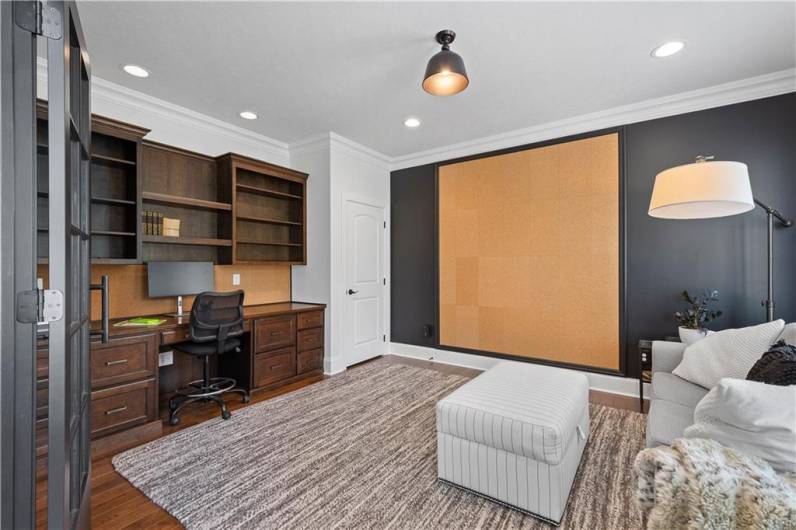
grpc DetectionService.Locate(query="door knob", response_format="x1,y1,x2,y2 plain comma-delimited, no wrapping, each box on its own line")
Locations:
347,289,358,295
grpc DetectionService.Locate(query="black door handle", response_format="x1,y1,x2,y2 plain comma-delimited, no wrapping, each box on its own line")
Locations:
347,289,358,295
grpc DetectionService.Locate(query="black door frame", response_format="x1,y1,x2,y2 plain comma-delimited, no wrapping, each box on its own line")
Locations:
0,2,40,528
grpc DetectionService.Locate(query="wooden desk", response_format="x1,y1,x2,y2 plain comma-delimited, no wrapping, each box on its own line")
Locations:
36,301,325,475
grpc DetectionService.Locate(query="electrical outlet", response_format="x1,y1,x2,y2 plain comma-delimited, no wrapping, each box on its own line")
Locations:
158,351,174,367
232,273,240,286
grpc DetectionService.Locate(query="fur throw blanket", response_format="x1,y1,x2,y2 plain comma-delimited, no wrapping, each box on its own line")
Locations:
634,438,796,529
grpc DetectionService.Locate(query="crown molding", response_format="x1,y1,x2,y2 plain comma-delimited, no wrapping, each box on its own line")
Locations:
329,132,391,170
391,68,796,171
36,58,289,162
290,132,391,170
288,133,332,156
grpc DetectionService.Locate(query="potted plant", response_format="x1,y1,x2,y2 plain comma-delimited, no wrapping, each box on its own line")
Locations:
674,290,723,345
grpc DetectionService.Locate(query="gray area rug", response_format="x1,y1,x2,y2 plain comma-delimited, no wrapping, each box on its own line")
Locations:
113,359,645,529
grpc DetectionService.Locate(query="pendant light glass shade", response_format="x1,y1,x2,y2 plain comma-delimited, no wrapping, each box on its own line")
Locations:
423,30,469,96
648,160,754,219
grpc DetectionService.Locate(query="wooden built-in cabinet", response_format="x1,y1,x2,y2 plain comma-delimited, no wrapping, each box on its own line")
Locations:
35,104,308,264
220,308,324,391
219,153,307,264
36,333,161,477
36,101,149,264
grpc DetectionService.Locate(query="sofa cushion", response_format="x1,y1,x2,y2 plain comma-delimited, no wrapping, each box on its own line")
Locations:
651,372,709,408
672,319,785,388
436,361,588,465
646,399,694,448
778,322,796,345
685,378,796,473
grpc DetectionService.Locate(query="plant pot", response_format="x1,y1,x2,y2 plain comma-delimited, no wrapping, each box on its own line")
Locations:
678,326,712,345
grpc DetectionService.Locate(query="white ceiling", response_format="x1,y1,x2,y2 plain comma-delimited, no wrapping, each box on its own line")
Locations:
75,1,795,158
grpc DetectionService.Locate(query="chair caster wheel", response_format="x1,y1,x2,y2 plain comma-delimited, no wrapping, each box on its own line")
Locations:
169,415,180,426
222,410,231,420
169,401,178,412
242,394,250,403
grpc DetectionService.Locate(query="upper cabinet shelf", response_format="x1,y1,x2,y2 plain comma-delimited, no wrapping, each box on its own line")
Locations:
141,191,232,211
37,102,309,267
217,153,308,265
235,184,302,200
35,102,149,264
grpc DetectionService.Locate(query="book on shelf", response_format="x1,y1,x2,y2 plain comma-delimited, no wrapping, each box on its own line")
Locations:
163,216,180,237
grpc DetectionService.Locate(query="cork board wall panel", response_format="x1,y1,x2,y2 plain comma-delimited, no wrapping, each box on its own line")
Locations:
438,133,620,370
37,263,291,320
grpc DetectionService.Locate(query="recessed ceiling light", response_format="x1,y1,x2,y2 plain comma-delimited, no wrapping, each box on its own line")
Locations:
404,117,421,128
239,111,258,120
122,64,149,78
651,41,686,58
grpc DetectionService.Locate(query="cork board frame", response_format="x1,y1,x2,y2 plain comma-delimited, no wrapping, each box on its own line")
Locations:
437,130,625,374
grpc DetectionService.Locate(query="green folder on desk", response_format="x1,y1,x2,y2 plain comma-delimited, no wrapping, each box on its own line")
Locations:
114,317,166,327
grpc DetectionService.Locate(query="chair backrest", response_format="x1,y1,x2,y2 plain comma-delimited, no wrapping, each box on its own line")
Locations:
188,291,245,352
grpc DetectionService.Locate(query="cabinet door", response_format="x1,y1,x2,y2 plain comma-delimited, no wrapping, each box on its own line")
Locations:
253,346,297,387
253,315,296,352
90,334,158,389
297,310,323,330
90,379,157,439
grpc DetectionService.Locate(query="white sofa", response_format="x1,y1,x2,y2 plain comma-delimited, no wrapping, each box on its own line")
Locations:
645,341,708,447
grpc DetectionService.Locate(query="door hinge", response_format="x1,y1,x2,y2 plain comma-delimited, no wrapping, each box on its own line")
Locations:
16,289,63,324
14,1,62,39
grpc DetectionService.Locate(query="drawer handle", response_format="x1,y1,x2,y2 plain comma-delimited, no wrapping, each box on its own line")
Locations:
105,359,128,367
271,364,282,370
270,330,284,336
105,406,127,415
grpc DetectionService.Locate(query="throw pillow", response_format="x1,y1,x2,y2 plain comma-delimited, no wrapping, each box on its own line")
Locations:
684,377,796,473
747,340,796,386
778,322,796,345
672,319,784,389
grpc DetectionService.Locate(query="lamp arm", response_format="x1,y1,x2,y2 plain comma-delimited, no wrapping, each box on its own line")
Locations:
754,198,794,227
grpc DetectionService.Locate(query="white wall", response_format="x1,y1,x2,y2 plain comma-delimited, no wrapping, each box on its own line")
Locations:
289,137,333,371
290,133,391,374
329,136,391,373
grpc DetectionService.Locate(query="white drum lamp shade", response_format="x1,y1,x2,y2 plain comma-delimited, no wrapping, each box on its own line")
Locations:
648,161,754,219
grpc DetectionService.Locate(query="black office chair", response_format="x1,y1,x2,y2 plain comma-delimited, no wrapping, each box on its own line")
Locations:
168,290,249,425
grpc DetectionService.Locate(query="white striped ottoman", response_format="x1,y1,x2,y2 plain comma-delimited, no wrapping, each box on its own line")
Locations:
436,361,590,525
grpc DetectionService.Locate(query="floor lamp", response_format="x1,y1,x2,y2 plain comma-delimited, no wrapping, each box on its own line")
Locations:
648,156,793,322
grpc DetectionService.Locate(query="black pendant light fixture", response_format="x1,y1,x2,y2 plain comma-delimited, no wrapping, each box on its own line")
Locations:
422,30,469,96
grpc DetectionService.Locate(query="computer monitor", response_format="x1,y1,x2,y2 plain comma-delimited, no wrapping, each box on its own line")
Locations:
147,261,214,316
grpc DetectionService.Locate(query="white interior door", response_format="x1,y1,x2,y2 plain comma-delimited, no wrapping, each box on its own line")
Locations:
343,199,385,366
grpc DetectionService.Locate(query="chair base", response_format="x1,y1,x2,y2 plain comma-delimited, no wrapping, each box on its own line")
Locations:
168,376,249,426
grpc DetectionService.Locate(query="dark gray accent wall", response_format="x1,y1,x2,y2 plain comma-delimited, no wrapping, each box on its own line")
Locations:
390,93,796,377
390,164,438,346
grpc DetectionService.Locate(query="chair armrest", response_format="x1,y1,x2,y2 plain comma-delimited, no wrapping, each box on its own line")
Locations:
652,341,687,374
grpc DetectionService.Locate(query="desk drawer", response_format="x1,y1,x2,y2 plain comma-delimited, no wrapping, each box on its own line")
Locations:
297,310,323,330
297,328,323,352
297,348,323,374
160,328,189,346
91,379,157,439
91,334,158,389
254,315,295,353
253,347,296,387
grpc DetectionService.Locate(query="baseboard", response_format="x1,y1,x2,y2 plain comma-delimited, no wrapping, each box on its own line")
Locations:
389,342,651,399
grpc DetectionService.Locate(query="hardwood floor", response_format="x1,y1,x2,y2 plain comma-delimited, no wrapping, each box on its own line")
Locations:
35,355,645,529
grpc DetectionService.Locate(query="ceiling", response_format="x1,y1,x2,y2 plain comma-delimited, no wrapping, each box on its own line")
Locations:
75,1,795,158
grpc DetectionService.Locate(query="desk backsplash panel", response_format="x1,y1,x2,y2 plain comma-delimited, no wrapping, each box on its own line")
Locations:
37,263,291,320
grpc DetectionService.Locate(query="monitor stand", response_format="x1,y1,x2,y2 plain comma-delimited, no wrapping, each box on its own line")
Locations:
164,295,189,318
